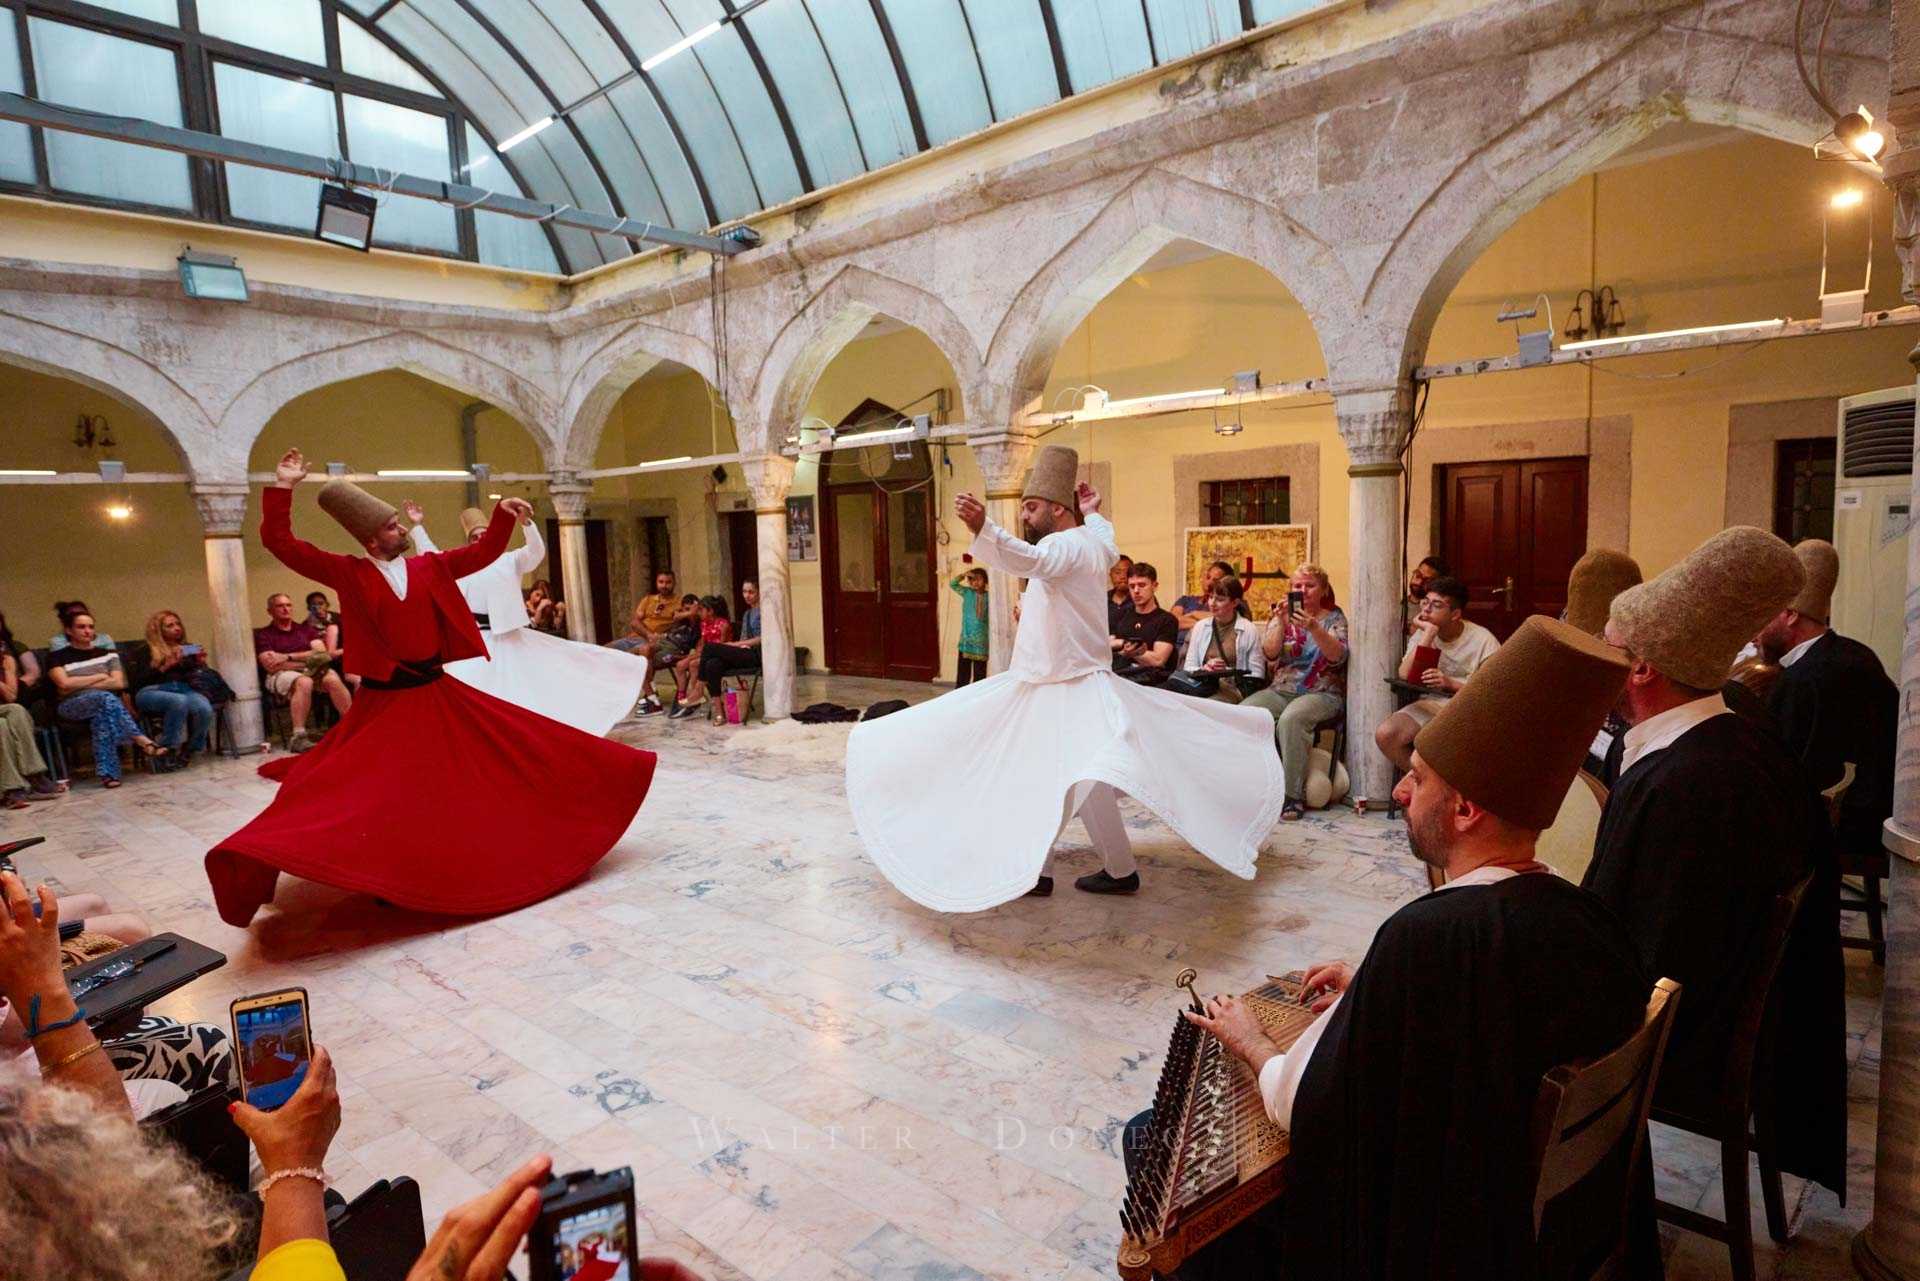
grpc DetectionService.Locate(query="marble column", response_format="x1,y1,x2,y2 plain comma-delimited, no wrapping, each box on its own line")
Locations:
1334,388,1411,809
1855,44,1920,1273
967,432,1036,676
742,454,797,720
547,475,597,645
190,483,265,752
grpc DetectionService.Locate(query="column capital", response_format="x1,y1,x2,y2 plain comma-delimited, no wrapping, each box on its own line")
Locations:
1332,385,1413,474
968,430,1038,499
739,454,796,512
190,482,250,537
547,471,591,523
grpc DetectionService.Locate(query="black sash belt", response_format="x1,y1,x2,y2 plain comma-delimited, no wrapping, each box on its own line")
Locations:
471,612,491,629
360,658,445,691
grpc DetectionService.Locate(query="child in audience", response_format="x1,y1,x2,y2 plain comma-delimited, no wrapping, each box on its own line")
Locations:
669,596,733,719
950,566,989,686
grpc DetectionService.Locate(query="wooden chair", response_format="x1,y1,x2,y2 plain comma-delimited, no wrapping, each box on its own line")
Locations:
1537,771,1608,885
1651,874,1815,1281
1530,977,1682,1280
1823,763,1886,966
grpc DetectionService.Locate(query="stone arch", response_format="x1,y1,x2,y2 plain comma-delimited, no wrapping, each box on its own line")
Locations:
0,310,216,475
983,167,1349,425
556,320,718,471
216,331,560,470
748,265,986,452
1361,11,1885,385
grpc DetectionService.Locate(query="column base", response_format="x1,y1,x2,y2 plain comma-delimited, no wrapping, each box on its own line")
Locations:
1853,1228,1917,1281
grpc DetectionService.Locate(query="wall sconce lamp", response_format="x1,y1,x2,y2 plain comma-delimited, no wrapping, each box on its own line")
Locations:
73,414,115,452
1564,287,1626,343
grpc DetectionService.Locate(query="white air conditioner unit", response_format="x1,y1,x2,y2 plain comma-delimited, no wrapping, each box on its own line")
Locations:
1832,385,1914,680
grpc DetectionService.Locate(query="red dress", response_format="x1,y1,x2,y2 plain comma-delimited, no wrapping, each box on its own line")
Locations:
205,489,655,927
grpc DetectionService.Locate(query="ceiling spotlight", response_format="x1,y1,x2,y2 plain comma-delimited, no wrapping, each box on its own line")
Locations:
177,249,248,302
1836,107,1885,160
316,185,378,251
1831,188,1866,210
105,502,133,521
487,492,503,500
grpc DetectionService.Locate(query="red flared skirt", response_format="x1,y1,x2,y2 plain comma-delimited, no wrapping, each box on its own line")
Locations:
205,676,655,926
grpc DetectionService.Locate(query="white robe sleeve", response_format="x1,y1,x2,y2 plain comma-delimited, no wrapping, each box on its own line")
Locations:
1254,992,1339,1129
970,511,1110,582
409,522,439,554
512,518,546,575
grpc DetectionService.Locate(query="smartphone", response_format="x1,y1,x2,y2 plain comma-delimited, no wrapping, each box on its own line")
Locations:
230,987,312,1112
1287,589,1305,614
528,1167,637,1281
181,643,204,657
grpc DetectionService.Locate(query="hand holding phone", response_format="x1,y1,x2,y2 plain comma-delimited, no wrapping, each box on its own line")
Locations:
231,986,314,1112
526,1166,637,1281
229,1042,339,1174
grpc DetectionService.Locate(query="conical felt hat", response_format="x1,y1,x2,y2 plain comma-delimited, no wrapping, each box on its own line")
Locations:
1021,445,1079,510
459,507,489,539
317,481,397,545
1415,615,1629,831
1608,526,1802,690
1787,539,1839,621
1565,549,1641,637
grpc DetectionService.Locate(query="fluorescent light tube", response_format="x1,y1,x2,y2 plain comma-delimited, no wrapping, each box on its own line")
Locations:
641,21,721,71
833,426,914,446
498,116,556,152
1100,387,1226,410
0,469,57,476
1560,319,1784,352
638,456,693,469
376,469,472,478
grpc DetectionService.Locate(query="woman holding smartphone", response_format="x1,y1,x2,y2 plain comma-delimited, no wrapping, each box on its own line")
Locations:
1245,564,1349,821
134,610,215,765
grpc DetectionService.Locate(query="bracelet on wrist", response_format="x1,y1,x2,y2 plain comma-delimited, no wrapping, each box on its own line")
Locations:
24,993,86,1039
44,1039,102,1072
258,1167,330,1198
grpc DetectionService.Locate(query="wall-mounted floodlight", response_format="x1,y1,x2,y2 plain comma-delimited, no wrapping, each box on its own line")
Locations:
177,249,248,302
317,185,378,251
97,460,126,482
1496,294,1555,366
1230,370,1261,395
326,461,349,477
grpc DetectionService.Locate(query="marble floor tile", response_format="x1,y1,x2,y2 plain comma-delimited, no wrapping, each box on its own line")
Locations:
5,672,1884,1280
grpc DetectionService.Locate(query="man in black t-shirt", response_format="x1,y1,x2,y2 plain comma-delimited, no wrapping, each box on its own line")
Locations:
1110,562,1178,684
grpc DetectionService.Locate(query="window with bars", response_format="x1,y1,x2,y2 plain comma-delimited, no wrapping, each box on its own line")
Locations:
1202,476,1290,527
1773,437,1836,545
0,0,558,272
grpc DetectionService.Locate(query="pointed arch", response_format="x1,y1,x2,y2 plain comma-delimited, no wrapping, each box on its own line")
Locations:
749,266,987,452
983,167,1349,424
216,331,559,467
556,321,719,472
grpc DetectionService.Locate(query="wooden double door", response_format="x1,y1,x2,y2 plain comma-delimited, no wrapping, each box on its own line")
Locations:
819,420,939,681
1437,458,1589,640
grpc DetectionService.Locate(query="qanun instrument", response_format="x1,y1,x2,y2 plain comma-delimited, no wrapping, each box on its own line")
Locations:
1118,970,1321,1280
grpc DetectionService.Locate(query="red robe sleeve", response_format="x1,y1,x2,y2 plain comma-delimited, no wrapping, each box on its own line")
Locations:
438,504,517,580
260,486,357,588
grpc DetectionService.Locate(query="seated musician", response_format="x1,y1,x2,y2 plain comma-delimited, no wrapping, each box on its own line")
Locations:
1126,617,1652,1279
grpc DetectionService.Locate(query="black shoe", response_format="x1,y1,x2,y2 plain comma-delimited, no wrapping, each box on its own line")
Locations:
669,702,702,720
1026,876,1053,897
636,699,665,717
1074,870,1141,895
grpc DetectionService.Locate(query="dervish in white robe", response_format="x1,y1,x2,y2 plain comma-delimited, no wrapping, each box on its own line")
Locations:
410,511,650,736
846,460,1286,912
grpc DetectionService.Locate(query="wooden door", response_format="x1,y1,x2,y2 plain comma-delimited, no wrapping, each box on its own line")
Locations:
1438,458,1588,639
544,517,615,643
724,509,759,624
822,487,886,675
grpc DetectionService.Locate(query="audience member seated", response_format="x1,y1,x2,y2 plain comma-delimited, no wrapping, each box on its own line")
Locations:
133,610,216,767
1375,576,1499,772
255,593,350,754
1109,561,1177,686
1177,575,1264,699
1755,539,1898,866
669,595,733,719
694,580,765,713
304,591,358,693
1106,553,1134,628
45,611,166,788
1244,566,1348,821
616,572,699,715
949,568,990,686
49,599,116,651
1132,618,1650,1279
0,611,63,807
1586,526,1846,1201
1170,560,1245,648
1404,555,1448,624
526,579,568,635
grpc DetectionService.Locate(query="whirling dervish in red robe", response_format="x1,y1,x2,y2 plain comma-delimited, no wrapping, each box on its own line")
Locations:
205,448,656,927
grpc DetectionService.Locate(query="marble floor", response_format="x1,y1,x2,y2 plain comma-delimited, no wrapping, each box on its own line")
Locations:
5,673,1883,1281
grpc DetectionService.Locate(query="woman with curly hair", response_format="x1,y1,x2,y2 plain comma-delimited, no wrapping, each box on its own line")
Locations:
135,609,216,764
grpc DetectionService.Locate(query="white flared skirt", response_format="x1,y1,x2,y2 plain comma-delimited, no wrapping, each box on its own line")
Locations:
845,670,1287,912
446,626,650,737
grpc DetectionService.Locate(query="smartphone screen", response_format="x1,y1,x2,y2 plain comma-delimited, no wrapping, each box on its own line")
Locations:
232,992,311,1111
550,1200,632,1281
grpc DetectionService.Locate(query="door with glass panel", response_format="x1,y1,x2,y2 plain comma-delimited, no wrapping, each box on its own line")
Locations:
819,404,939,681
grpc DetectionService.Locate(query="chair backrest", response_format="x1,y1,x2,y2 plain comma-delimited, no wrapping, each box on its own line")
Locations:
1725,872,1816,1101
1530,977,1682,1239
327,1175,427,1281
1537,771,1608,885
142,1082,249,1195
1821,763,1856,830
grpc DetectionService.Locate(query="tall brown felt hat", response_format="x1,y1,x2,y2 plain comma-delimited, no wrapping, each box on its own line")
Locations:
1564,549,1642,637
1021,444,1079,510
1415,615,1629,831
459,507,489,539
1609,526,1803,690
317,480,397,545
1788,539,1839,620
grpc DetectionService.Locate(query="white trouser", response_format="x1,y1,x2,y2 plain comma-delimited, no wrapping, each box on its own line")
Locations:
1044,782,1139,878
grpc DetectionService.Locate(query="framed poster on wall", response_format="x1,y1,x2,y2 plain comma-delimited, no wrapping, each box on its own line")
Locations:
787,495,818,561
1183,524,1312,619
